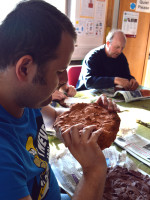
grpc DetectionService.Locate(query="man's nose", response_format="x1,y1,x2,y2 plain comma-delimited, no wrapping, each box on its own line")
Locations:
117,48,122,54
59,70,68,85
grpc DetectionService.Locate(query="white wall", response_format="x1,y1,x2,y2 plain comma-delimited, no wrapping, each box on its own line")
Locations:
0,1,19,24
112,0,120,29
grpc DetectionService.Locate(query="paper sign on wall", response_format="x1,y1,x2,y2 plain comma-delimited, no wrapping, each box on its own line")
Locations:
136,0,150,13
77,0,106,37
122,11,139,38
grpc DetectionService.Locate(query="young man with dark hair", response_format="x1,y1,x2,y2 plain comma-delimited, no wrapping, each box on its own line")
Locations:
0,1,119,199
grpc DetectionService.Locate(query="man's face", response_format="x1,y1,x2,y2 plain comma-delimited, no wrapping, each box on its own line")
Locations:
18,32,74,108
106,33,126,58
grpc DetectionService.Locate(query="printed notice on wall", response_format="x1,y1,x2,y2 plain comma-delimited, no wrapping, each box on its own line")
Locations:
95,0,106,20
71,0,107,60
136,0,150,13
122,11,139,38
77,0,106,37
80,0,95,18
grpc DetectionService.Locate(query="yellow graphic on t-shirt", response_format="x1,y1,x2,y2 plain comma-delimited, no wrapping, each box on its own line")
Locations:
26,136,49,200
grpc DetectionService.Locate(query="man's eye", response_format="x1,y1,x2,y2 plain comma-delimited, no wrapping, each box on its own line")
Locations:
57,70,65,75
57,71,62,74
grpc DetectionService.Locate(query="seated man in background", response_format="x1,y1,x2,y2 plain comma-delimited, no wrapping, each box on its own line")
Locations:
76,29,139,91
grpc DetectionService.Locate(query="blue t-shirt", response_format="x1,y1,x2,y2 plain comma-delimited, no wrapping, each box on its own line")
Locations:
0,105,60,200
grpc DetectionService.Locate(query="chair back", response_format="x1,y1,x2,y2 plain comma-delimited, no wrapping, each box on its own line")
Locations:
67,65,82,87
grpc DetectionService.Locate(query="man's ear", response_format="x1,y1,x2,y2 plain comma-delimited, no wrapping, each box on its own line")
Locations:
15,55,34,81
106,41,110,47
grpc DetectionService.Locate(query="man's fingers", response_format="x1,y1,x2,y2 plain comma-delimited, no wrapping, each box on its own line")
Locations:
96,94,107,106
129,79,139,91
62,123,83,147
81,125,97,142
61,128,71,146
88,128,103,145
97,95,120,112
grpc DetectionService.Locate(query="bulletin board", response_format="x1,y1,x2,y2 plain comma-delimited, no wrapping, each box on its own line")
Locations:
70,0,107,60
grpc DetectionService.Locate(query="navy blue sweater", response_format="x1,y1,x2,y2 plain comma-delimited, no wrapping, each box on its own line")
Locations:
76,45,134,90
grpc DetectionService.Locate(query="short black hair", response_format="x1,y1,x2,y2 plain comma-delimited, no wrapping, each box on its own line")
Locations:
0,0,77,70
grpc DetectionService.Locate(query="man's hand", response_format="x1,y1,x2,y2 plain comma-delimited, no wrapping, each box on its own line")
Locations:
96,94,120,112
62,124,107,174
59,84,77,97
62,124,107,200
52,90,67,101
114,77,131,90
129,78,139,90
66,85,77,97
114,77,139,91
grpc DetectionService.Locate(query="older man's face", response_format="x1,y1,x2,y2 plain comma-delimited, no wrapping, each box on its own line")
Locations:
107,34,126,58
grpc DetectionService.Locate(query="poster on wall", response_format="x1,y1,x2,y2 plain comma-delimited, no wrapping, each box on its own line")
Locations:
75,18,103,36
71,0,107,60
95,0,106,20
80,0,95,18
78,0,106,37
122,11,139,38
136,0,150,13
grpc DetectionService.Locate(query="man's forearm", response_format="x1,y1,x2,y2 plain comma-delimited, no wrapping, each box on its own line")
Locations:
41,105,57,130
55,107,69,117
41,105,69,127
72,169,106,200
86,76,115,89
